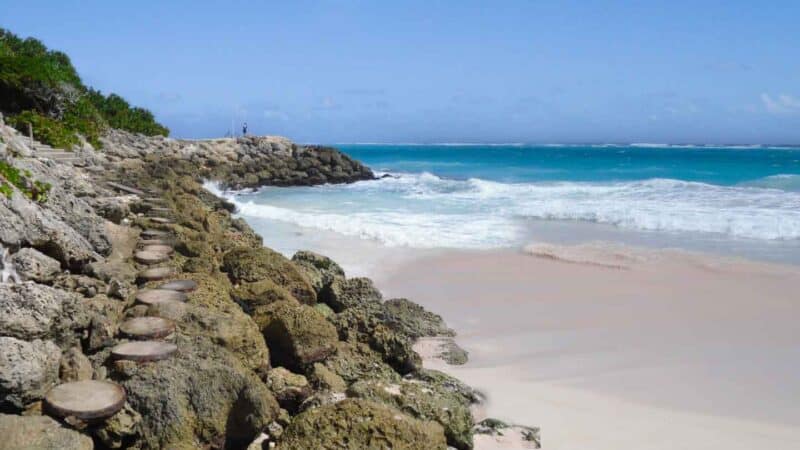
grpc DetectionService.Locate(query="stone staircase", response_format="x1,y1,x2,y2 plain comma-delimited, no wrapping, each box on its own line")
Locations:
29,140,84,165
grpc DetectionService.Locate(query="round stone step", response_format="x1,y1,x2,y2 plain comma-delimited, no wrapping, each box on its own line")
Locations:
44,380,126,421
158,279,198,293
137,266,175,282
138,238,170,247
135,288,188,305
140,244,174,255
148,217,172,224
111,341,178,362
134,250,170,265
144,197,166,203
149,207,172,214
119,317,176,340
141,229,170,239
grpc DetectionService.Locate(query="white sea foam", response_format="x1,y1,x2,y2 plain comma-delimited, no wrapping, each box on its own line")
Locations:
207,172,800,249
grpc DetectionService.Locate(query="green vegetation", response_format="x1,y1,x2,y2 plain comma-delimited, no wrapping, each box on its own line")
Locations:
0,28,168,149
0,160,52,202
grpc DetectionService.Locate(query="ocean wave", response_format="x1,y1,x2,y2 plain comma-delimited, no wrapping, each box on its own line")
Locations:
211,172,800,249
738,174,800,192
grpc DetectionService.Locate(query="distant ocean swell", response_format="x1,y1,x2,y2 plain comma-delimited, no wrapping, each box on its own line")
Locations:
208,171,800,249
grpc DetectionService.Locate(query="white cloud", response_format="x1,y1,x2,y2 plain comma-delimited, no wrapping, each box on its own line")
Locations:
761,93,800,114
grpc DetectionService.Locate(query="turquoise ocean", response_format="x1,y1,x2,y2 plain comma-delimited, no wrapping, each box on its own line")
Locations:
216,144,800,265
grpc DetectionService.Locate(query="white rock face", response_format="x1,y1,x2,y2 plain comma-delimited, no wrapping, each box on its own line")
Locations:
0,282,80,340
10,247,60,283
0,337,61,409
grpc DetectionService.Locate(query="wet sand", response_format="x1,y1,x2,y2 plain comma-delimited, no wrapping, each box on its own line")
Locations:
376,244,800,450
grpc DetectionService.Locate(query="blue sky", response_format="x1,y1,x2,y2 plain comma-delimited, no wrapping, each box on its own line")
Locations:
3,0,800,144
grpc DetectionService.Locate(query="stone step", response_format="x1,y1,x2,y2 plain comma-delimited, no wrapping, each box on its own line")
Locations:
158,279,198,293
139,244,173,255
138,238,171,247
140,229,170,239
135,288,188,305
43,380,126,421
137,266,175,282
119,317,176,340
134,250,170,265
111,341,178,362
148,217,173,224
107,182,145,196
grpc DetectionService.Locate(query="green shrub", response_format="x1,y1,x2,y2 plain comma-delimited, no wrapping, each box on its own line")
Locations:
0,27,169,146
0,160,51,202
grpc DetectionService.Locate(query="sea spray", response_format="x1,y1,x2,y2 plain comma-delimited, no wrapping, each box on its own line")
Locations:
0,244,21,284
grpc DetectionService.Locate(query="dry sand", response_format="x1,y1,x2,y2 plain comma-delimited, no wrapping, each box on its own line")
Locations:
376,243,800,450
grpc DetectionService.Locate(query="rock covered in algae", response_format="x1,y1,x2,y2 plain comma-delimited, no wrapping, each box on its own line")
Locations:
222,247,316,304
277,398,447,450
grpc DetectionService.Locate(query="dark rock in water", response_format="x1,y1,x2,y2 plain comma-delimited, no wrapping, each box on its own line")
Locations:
0,337,61,410
253,301,338,372
277,399,446,449
321,277,382,312
0,413,93,450
222,247,316,304
291,250,346,294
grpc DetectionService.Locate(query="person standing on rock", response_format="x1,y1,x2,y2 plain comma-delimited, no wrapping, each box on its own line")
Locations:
242,122,248,136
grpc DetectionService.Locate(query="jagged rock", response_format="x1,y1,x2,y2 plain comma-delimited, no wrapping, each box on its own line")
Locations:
232,278,297,312
0,337,61,410
347,371,477,449
331,298,421,375
0,189,98,269
146,301,270,373
59,346,93,382
0,413,93,450
291,250,345,294
277,399,447,449
321,277,382,312
253,301,338,371
222,247,316,304
265,367,312,413
383,297,455,338
307,363,346,392
93,403,143,449
10,247,61,283
119,335,279,449
320,341,400,385
95,196,131,224
0,282,88,343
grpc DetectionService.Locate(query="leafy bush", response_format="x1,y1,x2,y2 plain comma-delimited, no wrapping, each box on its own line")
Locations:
0,160,51,202
0,27,169,149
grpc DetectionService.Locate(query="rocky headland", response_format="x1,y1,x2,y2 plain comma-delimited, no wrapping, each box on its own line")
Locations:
0,118,539,449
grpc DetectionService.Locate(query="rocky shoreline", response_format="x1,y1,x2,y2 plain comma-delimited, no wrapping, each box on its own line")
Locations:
0,120,539,449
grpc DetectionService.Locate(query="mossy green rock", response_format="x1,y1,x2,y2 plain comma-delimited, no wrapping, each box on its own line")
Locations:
320,277,381,312
290,250,345,294
232,279,297,312
265,367,312,413
347,374,476,450
277,399,447,450
222,247,316,304
119,336,279,449
320,341,400,385
383,297,455,338
255,300,338,371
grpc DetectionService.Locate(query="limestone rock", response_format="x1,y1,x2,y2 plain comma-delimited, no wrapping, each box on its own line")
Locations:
320,277,382,312
222,247,316,304
308,363,346,392
0,413,93,450
59,347,93,382
232,278,297,312
265,367,312,413
290,250,345,294
10,247,61,283
383,297,455,338
253,301,338,371
348,371,477,449
0,337,61,410
119,336,279,449
0,282,88,343
277,399,446,449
